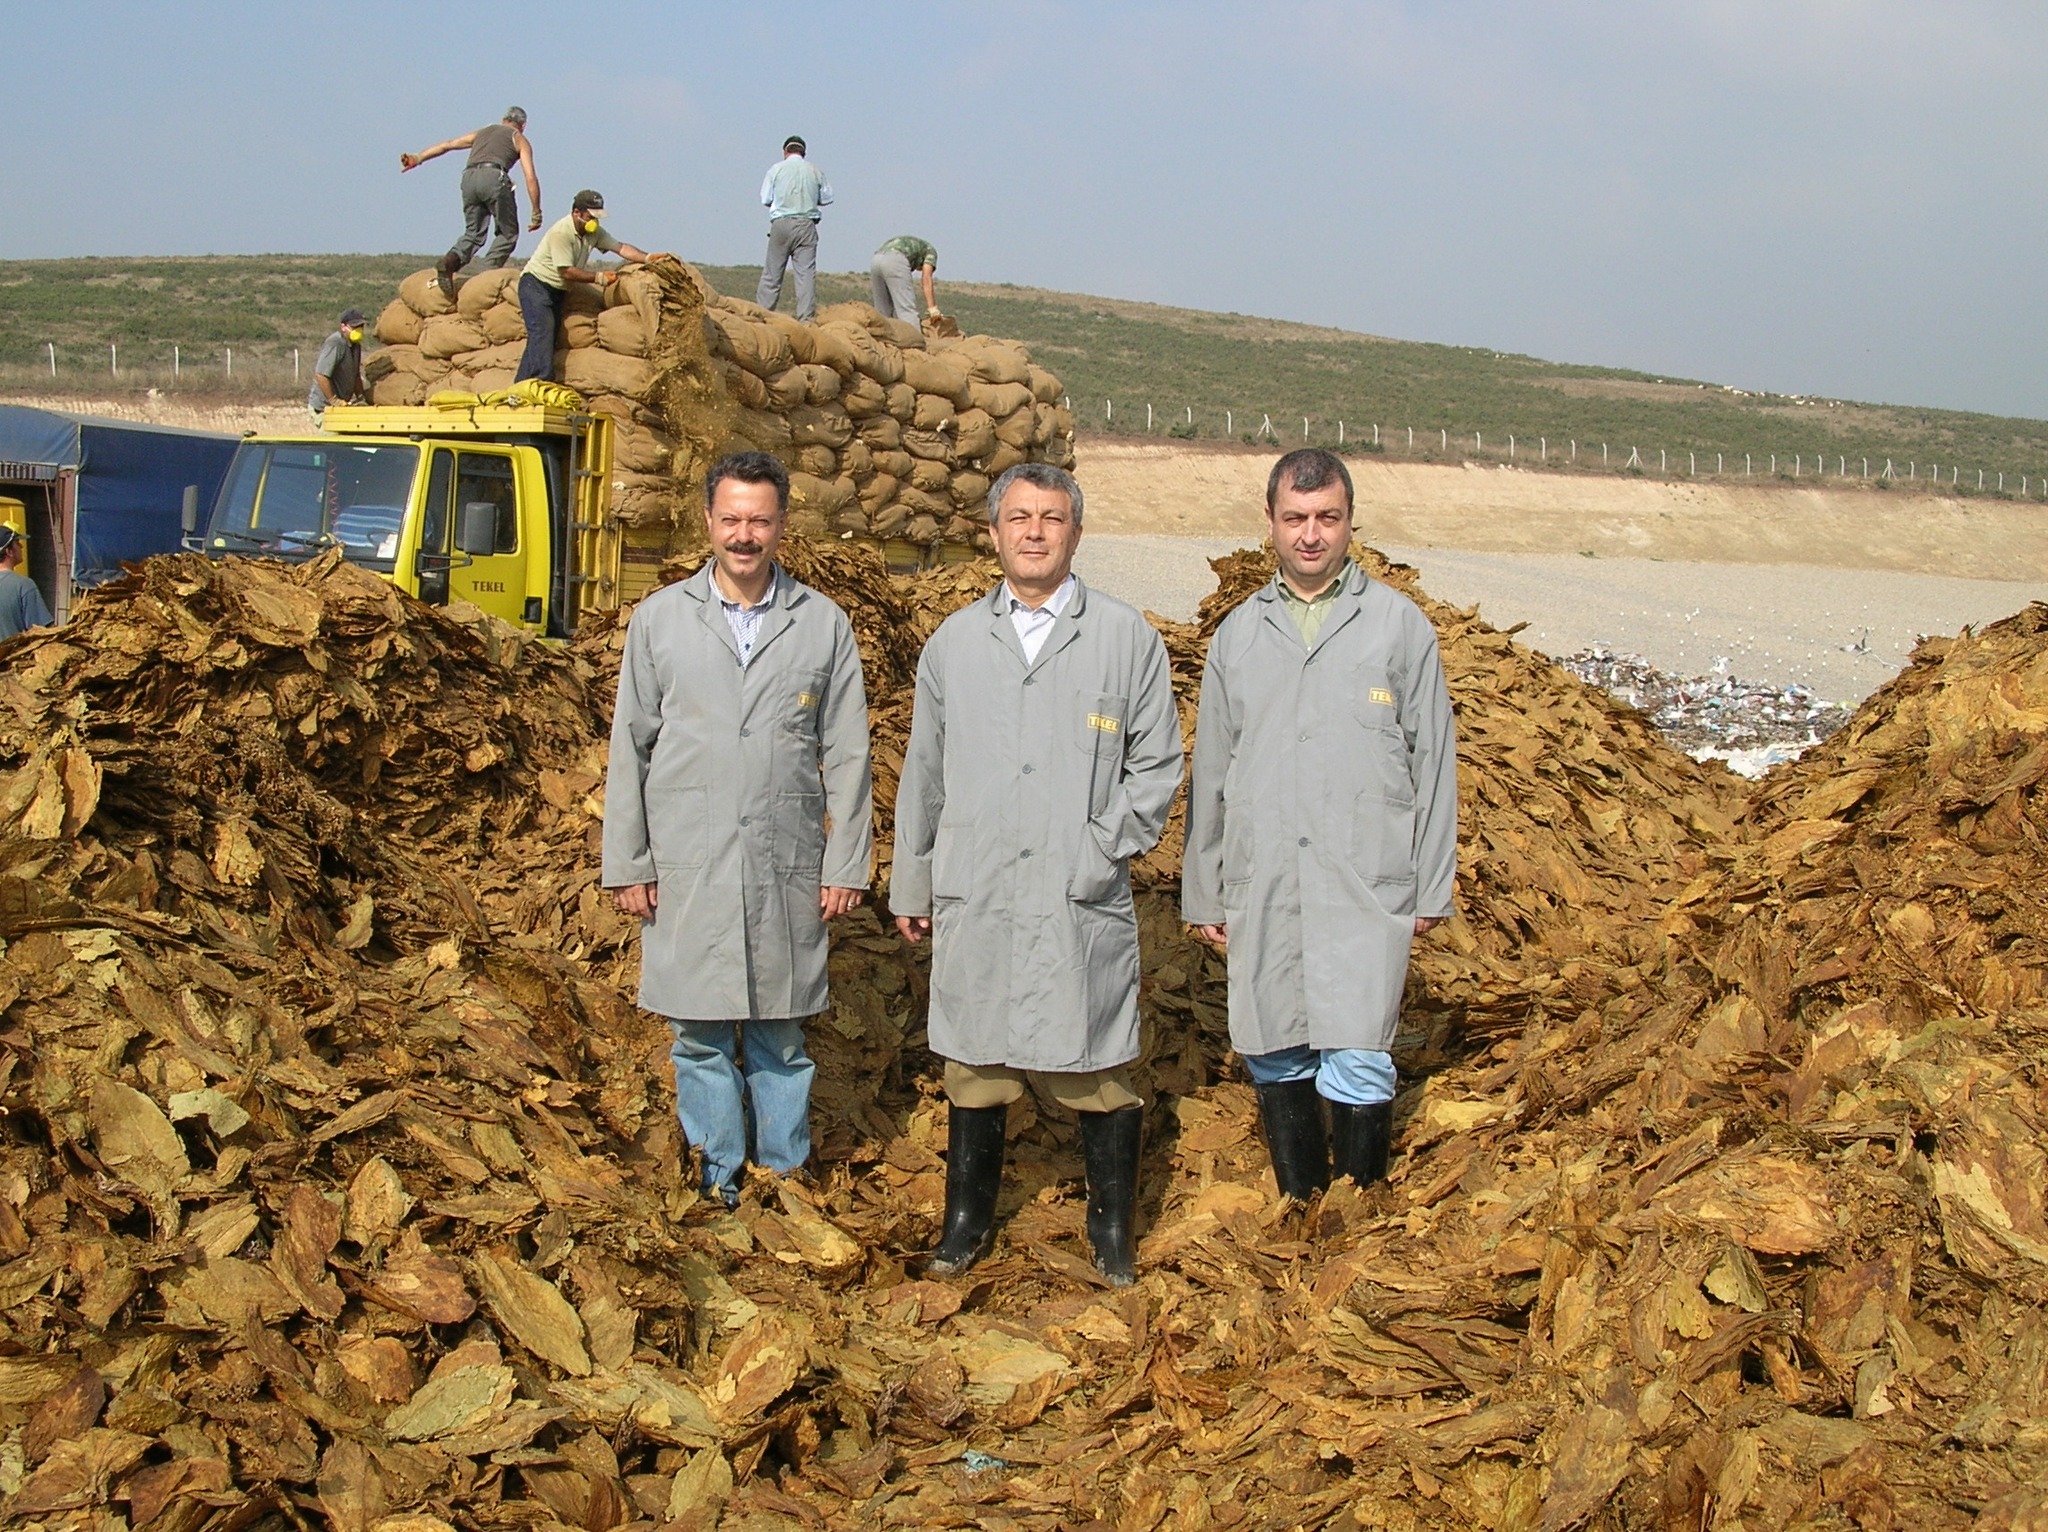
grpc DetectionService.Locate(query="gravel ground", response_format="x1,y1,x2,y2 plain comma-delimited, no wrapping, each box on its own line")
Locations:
1074,534,2048,705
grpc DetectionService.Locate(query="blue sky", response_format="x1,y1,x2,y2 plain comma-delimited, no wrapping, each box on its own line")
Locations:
7,1,2045,417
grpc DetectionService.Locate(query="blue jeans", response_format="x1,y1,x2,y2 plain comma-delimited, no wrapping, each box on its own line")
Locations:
669,1018,815,1195
1242,1046,1397,1105
514,273,563,383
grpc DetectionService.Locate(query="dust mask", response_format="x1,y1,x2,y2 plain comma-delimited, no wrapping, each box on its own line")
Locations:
581,216,600,234
345,328,363,344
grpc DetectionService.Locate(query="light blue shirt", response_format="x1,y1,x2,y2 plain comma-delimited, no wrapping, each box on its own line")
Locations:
718,568,779,667
760,156,833,222
1004,574,1077,665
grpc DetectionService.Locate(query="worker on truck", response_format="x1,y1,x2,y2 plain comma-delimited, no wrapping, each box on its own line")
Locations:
515,191,669,384
401,107,544,294
308,309,368,419
0,527,52,640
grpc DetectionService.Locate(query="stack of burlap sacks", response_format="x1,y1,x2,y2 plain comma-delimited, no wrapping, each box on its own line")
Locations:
367,261,1076,558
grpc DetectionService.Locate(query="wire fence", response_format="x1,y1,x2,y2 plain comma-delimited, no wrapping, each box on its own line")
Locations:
0,343,311,395
1080,397,2048,501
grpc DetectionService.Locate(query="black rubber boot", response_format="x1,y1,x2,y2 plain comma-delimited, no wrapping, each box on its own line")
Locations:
1255,1079,1330,1201
927,1104,1006,1276
1080,1105,1143,1286
1330,1101,1394,1187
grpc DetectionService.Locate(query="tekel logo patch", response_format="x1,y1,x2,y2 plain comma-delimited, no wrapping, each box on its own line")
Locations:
1369,687,1395,707
798,692,819,708
1087,713,1121,733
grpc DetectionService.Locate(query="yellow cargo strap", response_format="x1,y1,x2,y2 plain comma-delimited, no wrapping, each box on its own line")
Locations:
425,379,587,412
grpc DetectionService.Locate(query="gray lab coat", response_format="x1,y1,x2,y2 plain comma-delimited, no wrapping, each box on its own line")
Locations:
891,578,1183,1072
603,563,872,1020
1181,563,1458,1055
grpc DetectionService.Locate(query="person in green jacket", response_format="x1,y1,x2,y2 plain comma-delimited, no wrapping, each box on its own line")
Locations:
870,236,942,326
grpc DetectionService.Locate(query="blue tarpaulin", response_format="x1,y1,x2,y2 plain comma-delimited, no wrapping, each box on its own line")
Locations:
0,406,238,586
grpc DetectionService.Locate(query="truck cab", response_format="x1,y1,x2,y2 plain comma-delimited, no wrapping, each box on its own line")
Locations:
197,404,619,639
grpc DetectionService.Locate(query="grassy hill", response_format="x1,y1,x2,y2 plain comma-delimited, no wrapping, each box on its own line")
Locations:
4,252,2045,492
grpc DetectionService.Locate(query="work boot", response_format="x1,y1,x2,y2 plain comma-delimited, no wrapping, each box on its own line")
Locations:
1080,1105,1143,1286
435,251,460,301
1330,1101,1395,1187
1255,1079,1330,1201
927,1104,1006,1276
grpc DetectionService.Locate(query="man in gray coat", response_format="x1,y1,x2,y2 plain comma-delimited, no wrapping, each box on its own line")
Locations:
604,452,873,1205
1182,449,1458,1200
893,463,1183,1284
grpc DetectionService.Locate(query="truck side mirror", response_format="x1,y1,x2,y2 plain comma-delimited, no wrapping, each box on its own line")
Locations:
181,486,200,534
457,501,498,555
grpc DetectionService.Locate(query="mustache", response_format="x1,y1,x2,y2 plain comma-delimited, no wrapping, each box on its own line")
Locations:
724,542,765,555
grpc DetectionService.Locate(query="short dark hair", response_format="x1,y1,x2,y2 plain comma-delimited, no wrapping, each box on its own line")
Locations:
783,135,806,155
988,462,1084,525
706,451,790,515
1265,448,1353,514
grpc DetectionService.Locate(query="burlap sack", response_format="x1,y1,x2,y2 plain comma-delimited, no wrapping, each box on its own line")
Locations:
762,310,818,366
597,307,651,358
786,506,829,538
1031,403,1059,447
868,502,910,536
716,360,771,411
969,380,1034,419
912,394,957,432
789,472,856,517
832,506,868,536
482,302,527,345
806,323,858,377
839,374,888,419
615,419,679,476
953,408,997,461
908,458,951,494
902,426,954,463
839,440,873,478
419,315,491,361
563,348,655,398
611,469,683,527
730,409,794,451
883,382,916,419
987,443,1028,476
374,300,423,347
872,448,915,480
709,311,793,377
1027,365,1063,405
369,371,428,407
994,409,1038,451
1043,405,1077,441
865,339,907,389
563,283,605,317
399,268,457,318
457,268,521,317
373,344,441,381
817,321,882,381
794,445,838,477
961,339,1032,386
905,512,943,543
1042,435,1076,470
950,471,992,510
787,404,855,450
765,368,809,411
452,341,528,374
858,474,898,512
470,367,516,396
562,313,599,350
901,349,973,407
945,515,985,540
795,364,842,404
871,315,923,352
856,416,903,450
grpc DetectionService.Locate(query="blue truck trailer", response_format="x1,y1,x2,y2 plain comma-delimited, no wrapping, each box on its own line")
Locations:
0,405,239,621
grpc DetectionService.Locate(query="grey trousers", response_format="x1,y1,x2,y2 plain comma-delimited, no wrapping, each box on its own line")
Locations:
869,249,921,323
450,164,519,269
757,216,820,321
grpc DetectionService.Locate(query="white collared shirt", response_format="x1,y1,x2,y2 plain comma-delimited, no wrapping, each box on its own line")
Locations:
1005,574,1077,664
716,567,779,667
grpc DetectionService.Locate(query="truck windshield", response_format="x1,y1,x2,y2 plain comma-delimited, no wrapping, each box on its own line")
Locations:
210,443,420,570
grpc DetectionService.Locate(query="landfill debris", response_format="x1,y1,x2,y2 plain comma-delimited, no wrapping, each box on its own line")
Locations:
1559,645,1855,776
366,260,1074,565
0,540,2041,1530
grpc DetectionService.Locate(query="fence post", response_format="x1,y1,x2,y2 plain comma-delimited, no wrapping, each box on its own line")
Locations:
1839,456,1845,476
174,344,180,378
226,347,233,380
1509,433,1515,459
1338,421,1344,443
1998,472,2004,491
1541,436,1546,462
1146,403,1153,431
1689,451,1694,475
1746,453,1750,475
1571,440,1576,462
1864,458,1870,479
1476,431,1482,452
1226,410,1232,434
1373,423,1379,446
1302,416,1309,442
46,342,55,378
1186,406,1192,423
1106,399,1112,423
110,343,117,376
1261,414,1274,439
1717,452,1723,474
1441,429,1447,451
1602,443,1607,464
294,349,301,383
1660,448,1666,472
1979,469,1985,490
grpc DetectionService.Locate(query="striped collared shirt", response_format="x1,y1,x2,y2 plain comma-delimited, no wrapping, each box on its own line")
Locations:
718,568,779,667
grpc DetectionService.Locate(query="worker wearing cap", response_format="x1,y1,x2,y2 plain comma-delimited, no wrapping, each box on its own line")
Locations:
401,108,543,293
309,310,368,418
0,528,52,640
756,136,833,323
514,191,669,384
870,237,943,328
1182,449,1459,1202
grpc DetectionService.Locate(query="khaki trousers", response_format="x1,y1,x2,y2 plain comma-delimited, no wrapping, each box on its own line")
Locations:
944,1058,1141,1114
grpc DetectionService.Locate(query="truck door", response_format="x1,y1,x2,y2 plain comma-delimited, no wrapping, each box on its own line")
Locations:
415,446,530,625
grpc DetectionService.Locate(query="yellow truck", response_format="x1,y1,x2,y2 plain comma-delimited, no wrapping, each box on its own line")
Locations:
195,402,643,637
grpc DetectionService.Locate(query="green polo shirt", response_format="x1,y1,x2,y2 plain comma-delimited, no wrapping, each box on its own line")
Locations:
1275,562,1350,646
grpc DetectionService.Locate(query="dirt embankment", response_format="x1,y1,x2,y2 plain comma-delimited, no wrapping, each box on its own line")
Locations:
1078,438,2048,580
